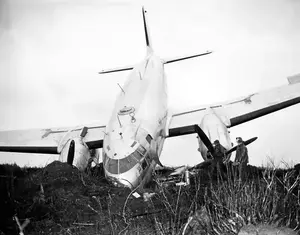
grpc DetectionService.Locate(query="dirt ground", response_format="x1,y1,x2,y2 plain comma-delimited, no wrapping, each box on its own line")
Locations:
0,161,299,235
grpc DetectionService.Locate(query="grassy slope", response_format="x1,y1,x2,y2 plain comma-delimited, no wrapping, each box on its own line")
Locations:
0,161,299,235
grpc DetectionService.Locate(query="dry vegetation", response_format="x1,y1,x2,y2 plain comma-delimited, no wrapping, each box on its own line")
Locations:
0,160,299,235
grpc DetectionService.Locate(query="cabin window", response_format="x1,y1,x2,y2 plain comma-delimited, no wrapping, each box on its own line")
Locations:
146,134,152,144
107,145,111,151
137,145,147,156
131,141,137,148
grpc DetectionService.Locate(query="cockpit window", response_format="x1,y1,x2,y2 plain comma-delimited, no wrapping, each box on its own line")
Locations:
106,157,119,174
119,151,140,173
104,149,144,175
137,145,147,156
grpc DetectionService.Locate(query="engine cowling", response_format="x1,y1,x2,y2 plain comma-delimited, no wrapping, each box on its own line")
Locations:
58,137,91,171
197,108,232,161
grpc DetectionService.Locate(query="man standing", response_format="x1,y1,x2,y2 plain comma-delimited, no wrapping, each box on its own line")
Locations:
213,140,227,162
210,140,227,178
234,137,249,181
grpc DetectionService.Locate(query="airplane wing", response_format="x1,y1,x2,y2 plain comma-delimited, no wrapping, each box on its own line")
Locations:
168,74,300,136
0,123,106,154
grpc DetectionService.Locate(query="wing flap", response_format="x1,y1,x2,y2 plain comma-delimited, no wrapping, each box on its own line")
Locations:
0,146,57,154
0,123,106,154
168,77,300,133
229,95,300,127
223,82,300,127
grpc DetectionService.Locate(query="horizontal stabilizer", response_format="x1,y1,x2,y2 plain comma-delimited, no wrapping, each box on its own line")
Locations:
164,51,212,64
98,65,134,74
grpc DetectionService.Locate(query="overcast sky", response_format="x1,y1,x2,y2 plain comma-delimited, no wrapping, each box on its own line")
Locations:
0,0,300,168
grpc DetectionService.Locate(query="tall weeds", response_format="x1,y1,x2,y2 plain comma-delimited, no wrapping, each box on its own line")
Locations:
190,163,300,234
152,163,300,234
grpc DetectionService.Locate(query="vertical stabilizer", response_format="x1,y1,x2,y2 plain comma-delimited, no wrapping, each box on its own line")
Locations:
142,7,153,55
98,7,212,74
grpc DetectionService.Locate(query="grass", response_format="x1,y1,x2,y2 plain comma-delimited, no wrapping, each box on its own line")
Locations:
0,160,299,234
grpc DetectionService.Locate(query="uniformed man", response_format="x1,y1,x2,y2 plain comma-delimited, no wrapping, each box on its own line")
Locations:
213,140,227,162
234,137,248,181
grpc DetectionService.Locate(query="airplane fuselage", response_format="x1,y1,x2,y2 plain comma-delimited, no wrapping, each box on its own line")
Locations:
102,54,168,188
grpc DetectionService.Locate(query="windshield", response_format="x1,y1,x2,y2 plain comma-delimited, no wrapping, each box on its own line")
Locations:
104,148,145,174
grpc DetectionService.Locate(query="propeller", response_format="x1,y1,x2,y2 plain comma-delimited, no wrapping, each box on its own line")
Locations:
168,124,215,157
225,137,258,155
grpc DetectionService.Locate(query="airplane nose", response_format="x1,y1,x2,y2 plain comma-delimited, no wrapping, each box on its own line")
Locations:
104,139,147,189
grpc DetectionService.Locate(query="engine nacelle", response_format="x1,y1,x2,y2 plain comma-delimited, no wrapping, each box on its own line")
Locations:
58,137,91,171
197,108,232,161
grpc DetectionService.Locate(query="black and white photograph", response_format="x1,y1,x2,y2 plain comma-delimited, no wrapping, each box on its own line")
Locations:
0,0,299,234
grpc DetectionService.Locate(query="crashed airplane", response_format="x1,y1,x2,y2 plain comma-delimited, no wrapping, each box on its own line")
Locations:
1,7,300,191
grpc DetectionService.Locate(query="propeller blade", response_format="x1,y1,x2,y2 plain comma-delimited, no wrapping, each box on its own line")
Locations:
225,137,258,155
194,125,215,154
149,140,164,167
168,124,214,156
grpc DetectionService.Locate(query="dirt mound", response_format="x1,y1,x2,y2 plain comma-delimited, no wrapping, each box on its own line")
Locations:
0,161,159,234
43,160,77,177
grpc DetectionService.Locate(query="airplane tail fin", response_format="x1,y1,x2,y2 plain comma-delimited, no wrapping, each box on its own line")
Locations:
98,7,152,74
98,7,212,74
142,6,153,55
